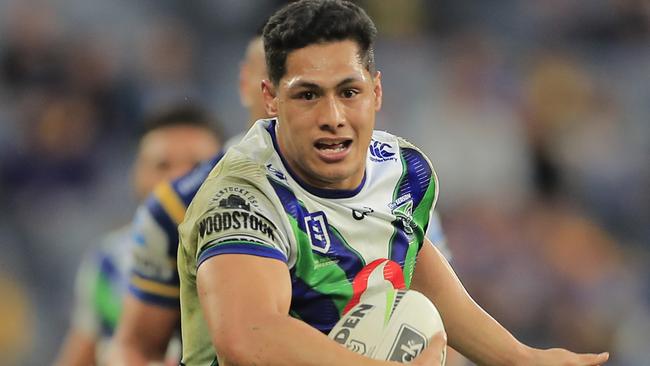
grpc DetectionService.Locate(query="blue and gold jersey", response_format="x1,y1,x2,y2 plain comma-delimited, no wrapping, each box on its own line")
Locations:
128,152,224,307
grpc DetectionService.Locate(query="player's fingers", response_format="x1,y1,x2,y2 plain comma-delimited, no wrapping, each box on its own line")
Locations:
578,351,609,365
430,331,447,348
413,331,446,365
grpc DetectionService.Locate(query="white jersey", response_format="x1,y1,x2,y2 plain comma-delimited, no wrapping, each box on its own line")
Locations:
71,226,132,364
178,118,438,365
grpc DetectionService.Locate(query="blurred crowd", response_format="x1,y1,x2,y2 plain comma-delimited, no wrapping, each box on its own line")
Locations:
0,0,647,365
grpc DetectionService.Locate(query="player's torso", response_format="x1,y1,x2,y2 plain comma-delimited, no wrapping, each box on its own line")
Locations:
261,120,430,333
179,120,435,365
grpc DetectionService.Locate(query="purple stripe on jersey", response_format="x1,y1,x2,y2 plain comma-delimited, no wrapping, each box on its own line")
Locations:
268,179,365,278
197,242,287,268
290,273,341,334
400,147,432,208
389,148,432,267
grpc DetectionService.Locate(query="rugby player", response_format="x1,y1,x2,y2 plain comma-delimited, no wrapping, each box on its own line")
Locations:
177,1,610,365
112,19,446,366
54,105,221,366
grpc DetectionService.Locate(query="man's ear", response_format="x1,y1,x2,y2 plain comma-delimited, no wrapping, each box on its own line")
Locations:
261,79,278,116
373,70,383,112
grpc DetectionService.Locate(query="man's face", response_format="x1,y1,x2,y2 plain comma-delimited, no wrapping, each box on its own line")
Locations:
263,40,382,190
133,125,220,200
239,37,270,123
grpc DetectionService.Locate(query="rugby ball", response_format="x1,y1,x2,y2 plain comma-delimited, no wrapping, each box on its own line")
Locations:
328,289,446,364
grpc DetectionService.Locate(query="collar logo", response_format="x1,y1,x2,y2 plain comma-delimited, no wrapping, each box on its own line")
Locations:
369,140,397,162
266,163,287,181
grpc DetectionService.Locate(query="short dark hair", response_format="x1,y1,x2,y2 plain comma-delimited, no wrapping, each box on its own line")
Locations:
140,104,222,142
263,0,377,85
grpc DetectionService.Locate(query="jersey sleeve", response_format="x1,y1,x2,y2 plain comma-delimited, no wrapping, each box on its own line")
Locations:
70,250,101,337
396,137,439,247
181,157,292,272
193,181,290,268
128,182,184,308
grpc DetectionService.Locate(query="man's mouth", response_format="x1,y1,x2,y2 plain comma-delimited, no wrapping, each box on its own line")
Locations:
314,139,352,152
313,139,353,162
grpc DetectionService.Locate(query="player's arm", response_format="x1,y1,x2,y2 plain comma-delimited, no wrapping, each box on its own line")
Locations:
198,253,444,366
410,239,609,366
108,199,182,365
54,250,100,366
54,329,96,366
108,294,178,365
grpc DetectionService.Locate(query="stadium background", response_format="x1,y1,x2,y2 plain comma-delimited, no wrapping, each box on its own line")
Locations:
0,0,647,365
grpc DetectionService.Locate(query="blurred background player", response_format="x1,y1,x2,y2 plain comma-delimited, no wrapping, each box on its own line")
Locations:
107,33,271,365
54,105,222,366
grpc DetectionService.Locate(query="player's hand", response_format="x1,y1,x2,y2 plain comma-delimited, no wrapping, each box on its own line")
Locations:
528,347,609,366
411,331,447,366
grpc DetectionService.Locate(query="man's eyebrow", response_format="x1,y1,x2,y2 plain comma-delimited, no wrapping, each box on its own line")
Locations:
287,77,363,90
289,81,322,90
336,77,361,88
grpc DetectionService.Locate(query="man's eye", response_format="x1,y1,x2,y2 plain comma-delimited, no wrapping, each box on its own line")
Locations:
301,91,316,100
341,89,358,98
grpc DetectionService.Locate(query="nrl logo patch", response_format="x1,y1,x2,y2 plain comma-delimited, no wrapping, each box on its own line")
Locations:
304,211,332,254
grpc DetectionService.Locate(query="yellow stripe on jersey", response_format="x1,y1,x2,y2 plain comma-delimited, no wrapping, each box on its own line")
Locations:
154,182,187,225
130,275,180,298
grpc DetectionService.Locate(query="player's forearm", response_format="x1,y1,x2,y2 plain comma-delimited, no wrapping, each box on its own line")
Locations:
411,244,527,366
212,313,394,366
107,339,165,366
107,294,178,366
54,329,97,366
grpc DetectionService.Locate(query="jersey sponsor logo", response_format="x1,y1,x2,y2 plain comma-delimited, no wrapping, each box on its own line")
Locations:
200,193,275,241
369,140,397,162
387,325,427,363
304,211,332,254
352,206,374,220
211,186,259,208
198,210,275,241
218,194,250,210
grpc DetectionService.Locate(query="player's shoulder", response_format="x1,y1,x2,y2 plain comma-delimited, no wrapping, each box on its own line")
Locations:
370,130,432,168
181,124,278,235
174,152,224,200
196,120,277,201
184,152,268,224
